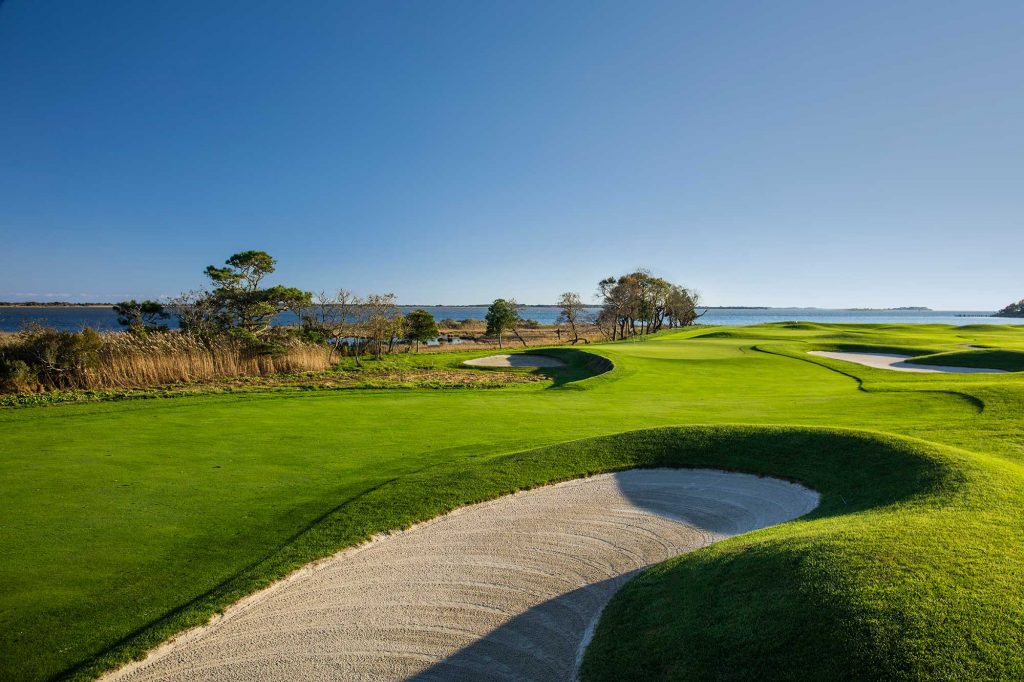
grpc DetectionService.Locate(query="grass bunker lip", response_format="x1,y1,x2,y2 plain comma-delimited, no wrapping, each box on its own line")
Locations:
104,469,817,681
808,350,1007,373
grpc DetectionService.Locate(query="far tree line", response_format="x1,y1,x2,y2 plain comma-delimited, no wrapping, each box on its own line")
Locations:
110,251,705,358
995,300,1024,318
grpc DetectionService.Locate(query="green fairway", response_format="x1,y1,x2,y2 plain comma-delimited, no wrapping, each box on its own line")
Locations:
3,323,1024,680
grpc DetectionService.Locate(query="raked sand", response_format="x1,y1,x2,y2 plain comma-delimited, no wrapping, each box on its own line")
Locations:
809,350,1006,374
463,353,566,368
106,469,818,682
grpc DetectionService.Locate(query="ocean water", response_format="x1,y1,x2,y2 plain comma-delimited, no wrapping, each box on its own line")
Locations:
1,306,1021,333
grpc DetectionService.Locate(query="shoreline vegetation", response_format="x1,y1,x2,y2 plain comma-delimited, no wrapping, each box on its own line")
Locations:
0,250,698,398
0,303,948,310
994,299,1024,318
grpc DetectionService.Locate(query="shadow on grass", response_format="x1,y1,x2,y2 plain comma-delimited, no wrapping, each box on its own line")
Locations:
526,348,615,388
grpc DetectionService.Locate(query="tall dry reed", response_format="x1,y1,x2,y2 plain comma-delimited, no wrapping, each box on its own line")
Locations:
93,334,332,388
1,331,332,392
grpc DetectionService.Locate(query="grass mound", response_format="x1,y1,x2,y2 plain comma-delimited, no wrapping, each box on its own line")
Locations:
956,324,1022,333
581,429,1024,681
777,321,828,330
819,342,935,356
906,349,1024,372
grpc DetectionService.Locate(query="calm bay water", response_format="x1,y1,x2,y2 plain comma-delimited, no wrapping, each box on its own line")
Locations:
1,306,1021,333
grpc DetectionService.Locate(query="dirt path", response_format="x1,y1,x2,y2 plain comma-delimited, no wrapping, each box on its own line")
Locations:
809,350,1006,374
106,469,818,682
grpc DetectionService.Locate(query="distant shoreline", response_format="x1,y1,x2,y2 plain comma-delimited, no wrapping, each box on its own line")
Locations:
0,303,113,308
0,303,942,310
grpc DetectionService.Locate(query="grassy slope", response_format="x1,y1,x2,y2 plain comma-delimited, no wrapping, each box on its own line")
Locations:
582,432,1024,681
906,348,1024,372
1,324,1024,679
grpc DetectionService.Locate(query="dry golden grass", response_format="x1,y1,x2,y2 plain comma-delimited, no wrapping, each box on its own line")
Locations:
0,322,602,393
1,331,332,392
93,334,332,388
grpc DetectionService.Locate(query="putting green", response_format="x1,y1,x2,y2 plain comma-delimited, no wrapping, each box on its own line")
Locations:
2,323,1024,680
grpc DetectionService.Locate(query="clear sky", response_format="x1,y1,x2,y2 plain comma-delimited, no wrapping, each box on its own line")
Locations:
1,1,1021,308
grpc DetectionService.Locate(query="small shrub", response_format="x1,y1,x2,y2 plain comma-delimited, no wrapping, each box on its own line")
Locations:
16,326,103,389
0,357,35,392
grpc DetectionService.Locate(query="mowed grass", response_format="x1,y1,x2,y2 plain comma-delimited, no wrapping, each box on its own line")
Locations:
1,323,1024,679
907,348,1024,371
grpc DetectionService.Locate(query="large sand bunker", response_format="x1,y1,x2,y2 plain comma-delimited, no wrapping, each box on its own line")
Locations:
809,350,1006,374
107,470,817,682
464,353,566,368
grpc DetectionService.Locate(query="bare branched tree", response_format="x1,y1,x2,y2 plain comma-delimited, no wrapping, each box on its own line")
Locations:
364,294,403,359
300,289,365,363
557,292,588,344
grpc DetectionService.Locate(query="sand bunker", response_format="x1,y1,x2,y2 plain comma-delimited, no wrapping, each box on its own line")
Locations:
808,350,1006,374
464,353,566,368
107,469,817,682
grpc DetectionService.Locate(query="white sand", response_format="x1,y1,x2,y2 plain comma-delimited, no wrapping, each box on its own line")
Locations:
106,469,818,682
808,350,1006,374
464,354,566,368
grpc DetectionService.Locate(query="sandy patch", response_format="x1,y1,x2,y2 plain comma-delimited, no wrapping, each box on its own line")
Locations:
464,353,566,368
808,350,1006,374
106,469,817,682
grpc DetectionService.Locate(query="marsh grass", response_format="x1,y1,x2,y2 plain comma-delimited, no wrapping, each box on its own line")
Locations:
0,331,332,392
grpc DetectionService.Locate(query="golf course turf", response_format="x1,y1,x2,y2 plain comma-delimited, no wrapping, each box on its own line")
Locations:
3,323,1024,680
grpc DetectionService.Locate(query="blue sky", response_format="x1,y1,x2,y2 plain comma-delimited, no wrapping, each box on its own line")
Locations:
1,1,1021,307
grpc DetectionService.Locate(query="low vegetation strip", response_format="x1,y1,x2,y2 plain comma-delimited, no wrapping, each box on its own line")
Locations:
0,329,332,392
0,347,615,408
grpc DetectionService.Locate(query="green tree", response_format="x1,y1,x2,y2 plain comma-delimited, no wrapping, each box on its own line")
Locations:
995,299,1024,318
202,251,312,340
112,300,170,334
405,309,438,352
664,285,703,327
485,299,520,349
598,270,702,339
